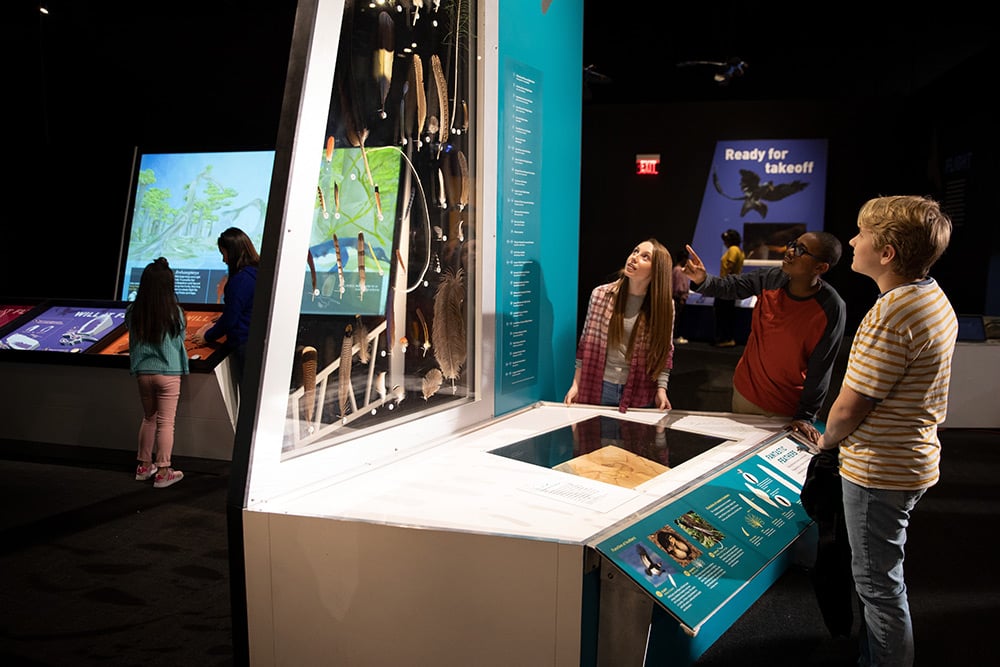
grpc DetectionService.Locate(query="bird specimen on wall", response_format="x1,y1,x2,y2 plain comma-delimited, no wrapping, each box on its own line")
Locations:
676,57,748,85
712,168,809,218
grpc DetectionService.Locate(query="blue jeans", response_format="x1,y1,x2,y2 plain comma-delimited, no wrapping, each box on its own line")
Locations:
842,478,925,667
600,381,623,407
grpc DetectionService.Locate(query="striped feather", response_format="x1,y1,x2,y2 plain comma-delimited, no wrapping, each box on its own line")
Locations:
338,324,353,417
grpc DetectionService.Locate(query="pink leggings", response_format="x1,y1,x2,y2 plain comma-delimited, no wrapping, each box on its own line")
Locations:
136,374,182,468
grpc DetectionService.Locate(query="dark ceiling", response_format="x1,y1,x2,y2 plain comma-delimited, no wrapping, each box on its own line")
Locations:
582,3,994,104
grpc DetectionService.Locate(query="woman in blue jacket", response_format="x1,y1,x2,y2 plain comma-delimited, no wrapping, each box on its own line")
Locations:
192,227,260,380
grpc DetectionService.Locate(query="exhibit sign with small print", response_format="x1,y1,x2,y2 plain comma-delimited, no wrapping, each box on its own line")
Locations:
691,138,828,276
594,435,814,635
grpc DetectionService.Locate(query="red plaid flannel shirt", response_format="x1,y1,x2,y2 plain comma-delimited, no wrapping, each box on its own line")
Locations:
575,282,672,412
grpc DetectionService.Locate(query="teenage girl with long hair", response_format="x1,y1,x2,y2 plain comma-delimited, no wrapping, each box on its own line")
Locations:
564,238,675,412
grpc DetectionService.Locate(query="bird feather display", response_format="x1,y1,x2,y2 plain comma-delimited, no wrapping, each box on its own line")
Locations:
301,346,318,423
431,54,449,145
373,10,395,119
338,324,354,418
415,307,431,357
405,55,426,146
306,250,318,299
354,314,370,364
357,232,367,302
431,268,466,381
422,367,443,400
333,234,345,298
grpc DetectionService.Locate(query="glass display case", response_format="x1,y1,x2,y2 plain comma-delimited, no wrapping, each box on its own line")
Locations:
251,0,485,464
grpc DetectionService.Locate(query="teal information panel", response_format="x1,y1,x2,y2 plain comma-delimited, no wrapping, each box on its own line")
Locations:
595,434,815,634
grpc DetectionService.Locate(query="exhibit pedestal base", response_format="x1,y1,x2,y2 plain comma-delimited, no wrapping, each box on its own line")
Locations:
0,360,239,461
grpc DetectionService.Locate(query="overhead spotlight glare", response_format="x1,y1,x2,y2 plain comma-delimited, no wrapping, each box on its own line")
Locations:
40,4,49,14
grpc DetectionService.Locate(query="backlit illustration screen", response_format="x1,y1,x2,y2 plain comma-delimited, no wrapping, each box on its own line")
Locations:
302,145,402,317
118,150,274,304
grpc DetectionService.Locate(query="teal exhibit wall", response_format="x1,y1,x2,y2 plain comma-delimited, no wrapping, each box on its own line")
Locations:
494,0,583,416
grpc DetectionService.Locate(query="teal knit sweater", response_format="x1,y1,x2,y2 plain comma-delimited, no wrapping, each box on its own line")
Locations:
125,305,190,376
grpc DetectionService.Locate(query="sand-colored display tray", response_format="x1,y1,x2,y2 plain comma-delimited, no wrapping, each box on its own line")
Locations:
553,445,670,489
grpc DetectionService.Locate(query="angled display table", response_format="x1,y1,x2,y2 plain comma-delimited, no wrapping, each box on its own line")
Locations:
241,402,813,666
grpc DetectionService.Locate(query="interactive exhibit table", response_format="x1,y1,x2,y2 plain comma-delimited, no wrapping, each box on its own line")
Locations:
242,402,817,666
0,299,239,460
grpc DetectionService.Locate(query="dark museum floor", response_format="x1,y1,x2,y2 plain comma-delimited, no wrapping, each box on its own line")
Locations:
1,339,997,666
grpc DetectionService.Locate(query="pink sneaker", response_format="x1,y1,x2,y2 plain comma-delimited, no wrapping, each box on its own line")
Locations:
153,469,184,489
135,463,158,481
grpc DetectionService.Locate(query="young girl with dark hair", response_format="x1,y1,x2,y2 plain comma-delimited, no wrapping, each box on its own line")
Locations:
127,257,189,488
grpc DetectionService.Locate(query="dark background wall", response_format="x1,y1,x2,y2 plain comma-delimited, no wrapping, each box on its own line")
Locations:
6,1,998,336
578,76,999,334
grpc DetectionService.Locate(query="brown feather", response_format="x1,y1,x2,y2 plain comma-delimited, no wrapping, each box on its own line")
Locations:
357,232,366,302
301,346,318,422
431,268,466,381
431,54,449,144
457,150,469,211
408,55,426,142
373,11,394,118
416,307,432,357
338,324,353,417
354,314,370,364
422,367,443,400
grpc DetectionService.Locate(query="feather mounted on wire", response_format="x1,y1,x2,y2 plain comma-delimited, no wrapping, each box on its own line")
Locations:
422,367,444,400
457,150,469,210
306,250,318,300
354,314,370,365
441,149,468,211
436,168,447,209
416,307,432,357
405,55,426,147
373,10,395,119
357,232,367,302
338,324,354,418
431,268,466,381
424,56,440,142
301,346,318,423
431,54,449,145
333,234,345,298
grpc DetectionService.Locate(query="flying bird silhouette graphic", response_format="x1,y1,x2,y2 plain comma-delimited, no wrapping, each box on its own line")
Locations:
713,168,808,218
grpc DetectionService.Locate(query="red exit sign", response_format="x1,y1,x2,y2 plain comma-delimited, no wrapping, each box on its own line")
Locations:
636,153,660,175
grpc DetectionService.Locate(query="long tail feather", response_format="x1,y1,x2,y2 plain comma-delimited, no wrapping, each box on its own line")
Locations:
355,314,370,364
408,55,426,145
358,232,367,302
373,11,395,119
338,324,354,417
431,54,449,145
333,234,345,299
301,346,318,422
